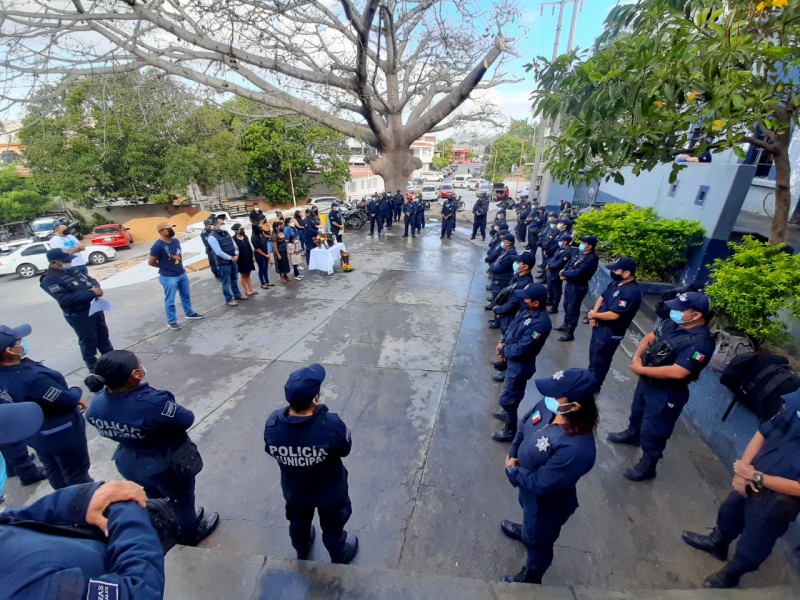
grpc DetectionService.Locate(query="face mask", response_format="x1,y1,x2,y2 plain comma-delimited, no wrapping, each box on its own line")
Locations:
19,340,29,358
544,396,560,414
549,223,555,229
669,309,686,324
579,243,586,252
796,410,800,420
135,365,148,380
167,229,176,238
610,271,624,282
0,452,6,498
512,262,520,274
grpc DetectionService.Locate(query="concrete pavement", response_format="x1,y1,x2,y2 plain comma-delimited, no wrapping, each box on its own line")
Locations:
1,218,798,597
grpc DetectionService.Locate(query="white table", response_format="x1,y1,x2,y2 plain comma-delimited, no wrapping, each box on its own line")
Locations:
308,242,347,275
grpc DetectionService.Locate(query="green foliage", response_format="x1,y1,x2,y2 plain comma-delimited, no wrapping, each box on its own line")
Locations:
574,203,705,280
0,165,52,222
706,237,800,344
431,155,450,170
149,193,171,205
90,212,114,227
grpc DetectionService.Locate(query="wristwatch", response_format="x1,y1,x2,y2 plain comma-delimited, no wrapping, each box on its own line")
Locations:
752,472,764,488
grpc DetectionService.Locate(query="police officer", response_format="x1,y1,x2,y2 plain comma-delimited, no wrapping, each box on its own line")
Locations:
40,248,114,372
681,389,800,588
586,257,642,391
492,283,552,442
264,364,358,564
440,196,457,239
555,235,599,342
608,291,715,480
394,189,404,221
379,193,393,230
367,195,381,235
329,205,344,243
402,196,416,238
0,323,93,489
488,234,518,303
414,194,426,232
200,218,222,281
535,215,559,279
545,234,574,314
515,203,531,245
488,251,536,335
1,402,173,599
303,209,320,263
525,208,546,251
471,193,489,240
85,350,220,546
501,369,598,584
484,223,510,267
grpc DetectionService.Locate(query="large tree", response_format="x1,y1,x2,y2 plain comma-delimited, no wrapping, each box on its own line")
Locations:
1,1,521,193
530,0,799,244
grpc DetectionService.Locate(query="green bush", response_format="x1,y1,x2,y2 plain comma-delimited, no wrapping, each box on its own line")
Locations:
90,212,114,227
574,204,705,280
706,237,800,345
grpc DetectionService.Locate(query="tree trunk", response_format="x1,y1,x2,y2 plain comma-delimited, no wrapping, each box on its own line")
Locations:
770,136,791,245
370,147,422,195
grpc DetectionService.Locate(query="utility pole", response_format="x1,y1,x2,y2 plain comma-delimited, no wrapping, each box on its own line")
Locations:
530,0,583,207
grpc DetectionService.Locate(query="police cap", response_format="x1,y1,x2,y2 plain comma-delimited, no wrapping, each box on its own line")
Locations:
0,323,31,352
665,291,710,315
45,248,75,263
535,368,597,402
514,282,547,302
284,363,326,410
607,257,637,273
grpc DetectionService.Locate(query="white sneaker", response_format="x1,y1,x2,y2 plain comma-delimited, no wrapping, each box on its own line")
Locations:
295,275,304,280
298,266,304,271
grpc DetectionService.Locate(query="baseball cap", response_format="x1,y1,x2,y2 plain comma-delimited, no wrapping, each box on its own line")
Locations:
515,252,536,268
0,323,31,352
502,233,515,244
665,291,710,315
514,282,547,302
579,235,598,247
203,219,213,226
284,363,326,410
607,257,637,273
45,248,74,263
0,402,43,444
155,221,176,232
535,369,598,401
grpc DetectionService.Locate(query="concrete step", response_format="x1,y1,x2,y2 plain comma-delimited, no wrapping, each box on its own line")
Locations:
164,545,796,600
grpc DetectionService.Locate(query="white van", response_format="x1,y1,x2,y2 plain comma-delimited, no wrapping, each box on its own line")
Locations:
421,185,439,202
420,170,443,182
452,174,471,188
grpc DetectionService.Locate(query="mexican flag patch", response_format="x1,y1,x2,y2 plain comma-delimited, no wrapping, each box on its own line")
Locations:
618,300,628,307
691,351,706,362
531,331,541,340
531,410,542,424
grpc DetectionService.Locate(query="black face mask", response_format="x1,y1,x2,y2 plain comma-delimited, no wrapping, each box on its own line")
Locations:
610,271,624,282
166,229,176,238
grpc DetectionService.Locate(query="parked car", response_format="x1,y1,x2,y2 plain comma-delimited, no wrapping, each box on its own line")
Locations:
306,196,341,208
0,221,35,252
0,241,116,278
451,174,471,188
89,223,133,248
186,211,252,235
420,171,444,182
438,183,457,199
30,209,81,240
420,185,439,203
465,178,490,190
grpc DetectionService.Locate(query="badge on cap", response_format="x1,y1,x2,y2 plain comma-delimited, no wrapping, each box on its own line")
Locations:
531,410,541,424
552,370,565,380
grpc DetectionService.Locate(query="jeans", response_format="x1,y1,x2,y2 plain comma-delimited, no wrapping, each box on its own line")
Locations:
255,254,270,285
159,273,194,324
218,263,241,302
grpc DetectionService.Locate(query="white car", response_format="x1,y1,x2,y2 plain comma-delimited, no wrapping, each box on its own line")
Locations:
420,185,439,202
185,211,254,235
0,241,116,278
420,171,444,182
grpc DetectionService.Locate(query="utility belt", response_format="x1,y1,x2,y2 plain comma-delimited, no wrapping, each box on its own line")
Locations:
167,438,204,482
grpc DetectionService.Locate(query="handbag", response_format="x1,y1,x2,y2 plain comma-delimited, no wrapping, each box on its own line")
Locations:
709,330,754,374
168,439,203,481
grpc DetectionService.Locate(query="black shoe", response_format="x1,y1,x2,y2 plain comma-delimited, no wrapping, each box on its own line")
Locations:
195,507,205,522
470,236,476,240
492,373,506,382
488,321,501,329
535,276,546,282
193,512,220,545
332,535,359,564
547,308,558,314
703,565,741,589
19,467,47,486
402,234,408,237
297,525,316,560
500,520,522,541
502,567,543,584
485,285,492,291
681,529,729,561
492,427,516,442
558,332,575,342
554,325,567,331
582,316,590,324
624,455,658,482
484,304,495,311
494,361,508,372
492,410,509,423
607,429,640,446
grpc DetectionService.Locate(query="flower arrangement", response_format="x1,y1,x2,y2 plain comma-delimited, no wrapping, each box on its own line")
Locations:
313,234,328,247
342,264,354,272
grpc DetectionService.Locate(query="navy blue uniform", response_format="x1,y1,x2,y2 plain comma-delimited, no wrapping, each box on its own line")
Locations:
545,245,573,311
264,404,353,562
493,272,533,333
367,198,381,234
485,234,506,265
402,201,416,237
394,192,404,221
0,359,92,489
560,251,599,331
588,280,642,389
199,229,221,279
303,216,319,264
40,267,113,372
497,308,552,432
489,246,519,299
413,198,425,232
329,210,343,243
379,196,393,229
440,198,457,239
0,482,165,599
472,197,489,240
713,393,800,576
526,213,545,250
507,400,596,575
516,208,530,243
627,320,714,459
86,383,201,544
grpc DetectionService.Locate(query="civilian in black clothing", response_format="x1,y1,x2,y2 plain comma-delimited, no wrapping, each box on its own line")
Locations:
231,224,257,297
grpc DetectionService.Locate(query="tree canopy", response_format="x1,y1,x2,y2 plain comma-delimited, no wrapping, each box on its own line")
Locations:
0,165,51,223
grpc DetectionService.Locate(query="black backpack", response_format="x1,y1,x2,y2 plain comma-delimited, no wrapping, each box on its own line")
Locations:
719,352,800,422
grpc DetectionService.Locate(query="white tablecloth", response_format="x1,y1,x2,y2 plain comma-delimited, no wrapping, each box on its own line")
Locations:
308,242,347,274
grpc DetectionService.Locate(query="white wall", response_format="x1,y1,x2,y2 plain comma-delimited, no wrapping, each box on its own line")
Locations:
345,175,384,199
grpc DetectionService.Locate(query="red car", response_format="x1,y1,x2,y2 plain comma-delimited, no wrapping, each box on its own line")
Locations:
438,184,457,199
89,223,133,248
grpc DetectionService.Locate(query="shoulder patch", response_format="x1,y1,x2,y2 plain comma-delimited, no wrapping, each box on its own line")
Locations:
161,400,177,418
48,284,61,292
531,331,542,340
87,579,119,600
618,300,628,307
42,387,62,402
691,351,706,363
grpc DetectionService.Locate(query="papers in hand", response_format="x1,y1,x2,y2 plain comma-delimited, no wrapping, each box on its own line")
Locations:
89,297,112,316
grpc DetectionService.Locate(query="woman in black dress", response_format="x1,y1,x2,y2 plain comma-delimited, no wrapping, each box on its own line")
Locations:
231,223,257,296
271,221,291,283
251,222,274,289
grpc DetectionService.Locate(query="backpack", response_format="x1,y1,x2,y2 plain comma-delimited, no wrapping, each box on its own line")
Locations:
719,352,800,422
709,330,755,374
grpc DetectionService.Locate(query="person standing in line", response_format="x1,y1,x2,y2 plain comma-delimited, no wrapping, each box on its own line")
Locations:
231,224,257,297
39,248,113,372
379,193,393,231
292,210,306,250
393,189,404,222
440,196,457,239
544,235,574,315
148,221,204,331
272,221,292,284
199,219,222,281
367,196,381,236
402,196,416,238
206,216,244,307
303,209,320,264
287,235,305,280
555,235,599,342
48,224,88,276
471,194,489,241
251,221,275,289
329,205,344,243
414,194,426,232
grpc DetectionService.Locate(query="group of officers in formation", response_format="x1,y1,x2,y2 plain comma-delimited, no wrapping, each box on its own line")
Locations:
1,189,799,597
366,189,429,237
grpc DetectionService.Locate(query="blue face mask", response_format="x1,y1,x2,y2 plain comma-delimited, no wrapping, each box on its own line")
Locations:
796,410,800,420
549,223,555,229
20,340,29,358
578,243,586,252
0,452,6,498
669,309,685,325
512,262,520,274
544,396,560,413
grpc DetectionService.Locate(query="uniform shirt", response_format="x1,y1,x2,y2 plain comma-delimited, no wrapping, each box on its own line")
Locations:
494,272,533,316
753,394,800,480
303,216,319,239
648,319,715,380
403,202,415,217
490,246,519,284
367,199,379,216
507,400,596,509
49,234,87,267
596,280,643,334
149,238,185,278
500,307,552,362
40,267,99,313
413,199,424,215
0,359,82,420
379,197,392,214
472,199,489,218
0,482,165,600
547,245,574,272
441,199,457,220
264,404,351,506
562,251,599,285
329,210,343,229
86,383,194,451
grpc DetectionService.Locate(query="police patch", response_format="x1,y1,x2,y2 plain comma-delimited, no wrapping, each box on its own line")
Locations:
87,579,119,600
48,284,61,292
161,401,177,418
618,300,628,307
531,331,541,340
531,410,541,424
691,351,706,362
42,387,62,402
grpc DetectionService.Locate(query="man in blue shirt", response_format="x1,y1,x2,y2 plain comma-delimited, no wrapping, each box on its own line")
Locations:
367,196,381,235
329,206,344,243
206,216,243,307
402,196,416,238
148,222,204,330
555,235,600,341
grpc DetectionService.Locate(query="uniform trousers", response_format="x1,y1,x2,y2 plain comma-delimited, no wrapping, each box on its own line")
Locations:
588,325,625,390
472,217,486,239
519,488,576,574
286,500,352,561
63,311,113,372
562,283,589,329
32,412,93,489
627,379,690,459
545,271,563,310
498,360,536,433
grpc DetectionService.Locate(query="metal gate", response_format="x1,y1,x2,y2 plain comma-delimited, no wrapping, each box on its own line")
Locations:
572,182,597,209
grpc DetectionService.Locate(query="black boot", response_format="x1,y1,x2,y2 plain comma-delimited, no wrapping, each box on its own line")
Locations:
493,361,508,372
500,520,522,541
502,566,543,584
558,329,575,342
681,528,729,561
624,454,658,481
607,429,640,446
332,535,359,564
19,466,47,486
492,426,516,442
703,564,742,589
296,525,316,560
195,506,205,522
492,410,509,423
492,373,506,382
553,324,567,332
488,320,501,329
193,512,220,545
